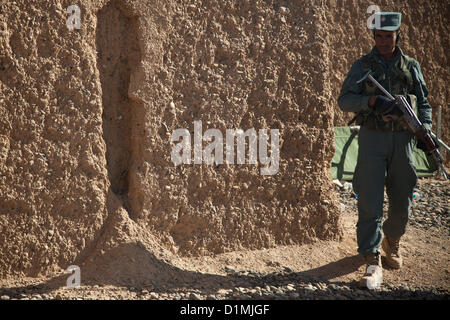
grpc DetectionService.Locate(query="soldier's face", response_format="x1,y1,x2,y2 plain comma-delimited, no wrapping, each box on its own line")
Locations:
374,30,397,56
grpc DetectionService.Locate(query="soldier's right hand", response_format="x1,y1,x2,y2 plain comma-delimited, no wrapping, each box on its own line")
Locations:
371,95,402,117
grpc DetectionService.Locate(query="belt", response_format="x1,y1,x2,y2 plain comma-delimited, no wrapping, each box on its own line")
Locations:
362,116,407,132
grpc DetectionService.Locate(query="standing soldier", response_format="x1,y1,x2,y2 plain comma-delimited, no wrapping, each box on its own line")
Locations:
337,12,433,289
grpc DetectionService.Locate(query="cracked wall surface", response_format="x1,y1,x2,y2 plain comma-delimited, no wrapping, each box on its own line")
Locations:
96,0,143,219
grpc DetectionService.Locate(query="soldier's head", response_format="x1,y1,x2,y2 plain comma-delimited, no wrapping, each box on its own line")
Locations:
373,30,399,57
369,12,402,57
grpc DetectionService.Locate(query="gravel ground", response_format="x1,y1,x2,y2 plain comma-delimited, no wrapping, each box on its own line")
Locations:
336,178,450,234
1,178,448,301
0,271,448,301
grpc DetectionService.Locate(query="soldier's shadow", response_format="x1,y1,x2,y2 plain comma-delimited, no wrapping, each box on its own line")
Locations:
297,254,364,283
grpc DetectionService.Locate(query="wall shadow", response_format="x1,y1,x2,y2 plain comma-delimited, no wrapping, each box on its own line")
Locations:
1,247,447,300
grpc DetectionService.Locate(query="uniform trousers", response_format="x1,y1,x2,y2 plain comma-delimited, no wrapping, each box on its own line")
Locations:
353,125,417,255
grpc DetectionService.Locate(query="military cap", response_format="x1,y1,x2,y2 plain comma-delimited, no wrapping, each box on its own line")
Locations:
370,12,402,31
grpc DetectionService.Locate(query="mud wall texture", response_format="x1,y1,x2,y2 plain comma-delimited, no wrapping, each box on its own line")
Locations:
0,0,447,279
327,0,449,163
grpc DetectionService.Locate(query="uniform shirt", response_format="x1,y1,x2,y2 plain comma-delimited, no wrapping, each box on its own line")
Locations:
337,46,432,128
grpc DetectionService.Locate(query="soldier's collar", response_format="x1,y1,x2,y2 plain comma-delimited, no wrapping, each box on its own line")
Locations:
371,46,403,62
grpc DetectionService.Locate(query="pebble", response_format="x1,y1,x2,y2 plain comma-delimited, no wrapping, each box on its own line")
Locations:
149,292,159,299
269,285,278,291
1,295,10,300
217,288,231,295
286,285,295,291
235,287,245,293
305,284,316,291
189,293,202,300
225,265,236,273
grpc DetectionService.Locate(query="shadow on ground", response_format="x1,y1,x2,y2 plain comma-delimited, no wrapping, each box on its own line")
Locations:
1,243,448,300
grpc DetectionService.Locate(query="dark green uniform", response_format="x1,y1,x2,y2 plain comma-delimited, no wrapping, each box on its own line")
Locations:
338,46,432,255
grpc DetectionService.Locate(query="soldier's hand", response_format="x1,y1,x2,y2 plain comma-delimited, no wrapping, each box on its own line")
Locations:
371,95,403,118
416,128,439,153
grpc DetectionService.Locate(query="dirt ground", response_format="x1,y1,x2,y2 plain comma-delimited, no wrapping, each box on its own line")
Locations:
1,179,448,300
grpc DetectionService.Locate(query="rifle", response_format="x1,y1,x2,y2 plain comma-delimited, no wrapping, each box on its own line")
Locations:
356,70,449,180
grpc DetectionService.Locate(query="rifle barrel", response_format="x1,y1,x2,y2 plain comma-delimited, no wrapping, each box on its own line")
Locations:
367,74,395,100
